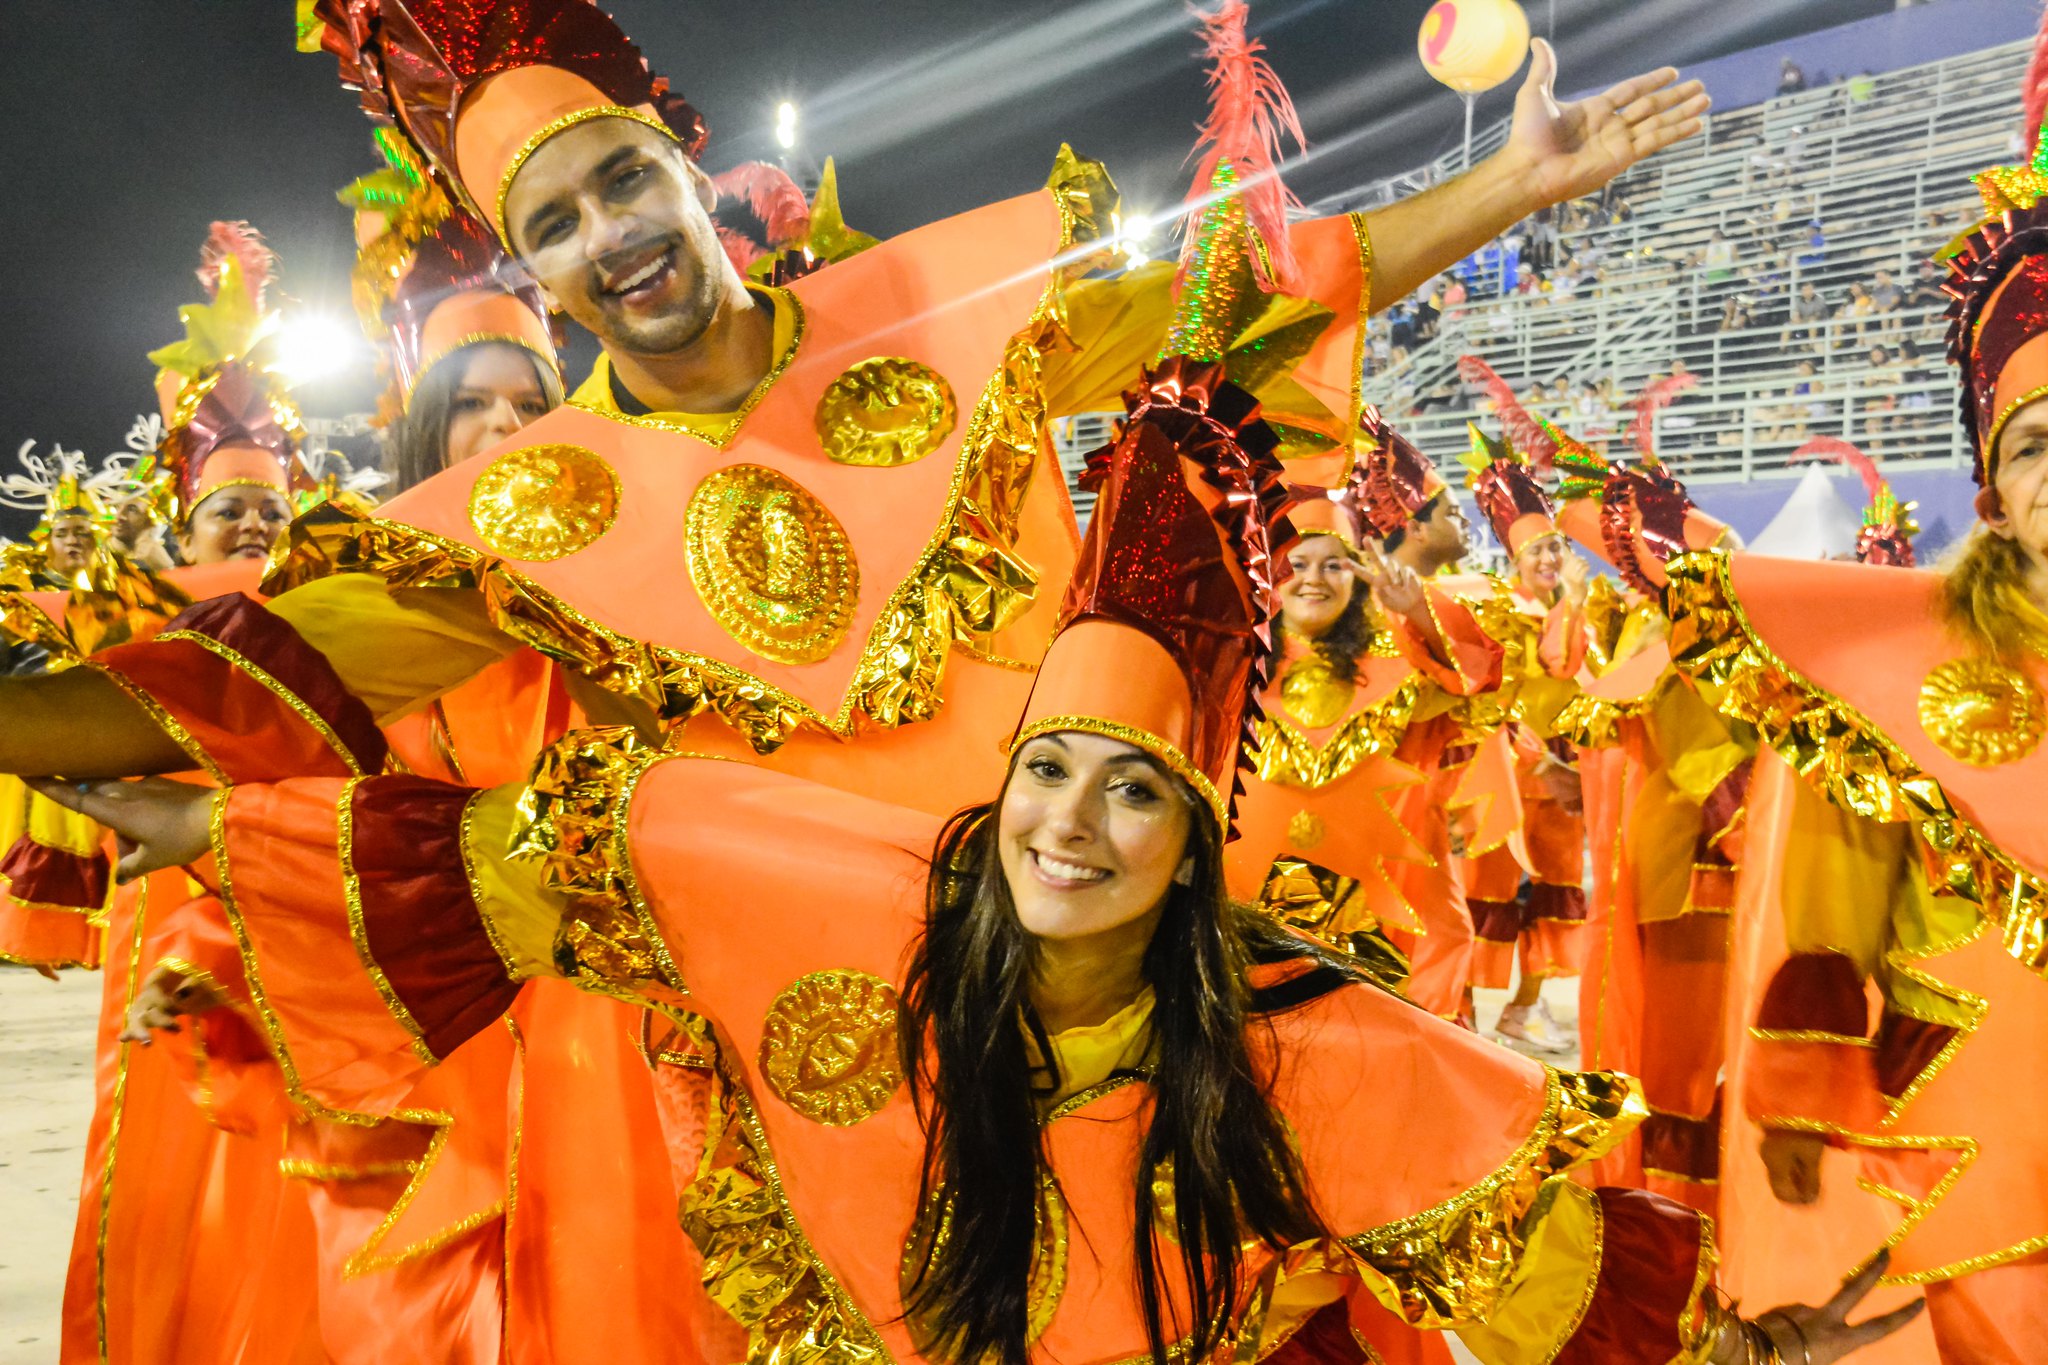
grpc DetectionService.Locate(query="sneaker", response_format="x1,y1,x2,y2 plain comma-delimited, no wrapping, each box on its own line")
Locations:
1494,1004,1575,1054
1536,998,1580,1048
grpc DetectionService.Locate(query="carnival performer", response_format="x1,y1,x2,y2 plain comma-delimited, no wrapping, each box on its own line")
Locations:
32,221,331,1365
1228,418,1504,1022
0,447,112,592
1504,406,1752,1217
143,140,710,1365
36,292,1930,1365
0,0,1712,789
1456,416,1593,1052
1645,71,2048,1358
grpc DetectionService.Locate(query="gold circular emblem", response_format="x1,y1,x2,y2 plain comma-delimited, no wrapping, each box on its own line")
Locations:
1288,809,1327,850
1918,657,2045,767
813,358,959,467
904,1178,1067,1341
1279,654,1352,730
466,443,620,561
759,969,904,1126
684,465,859,664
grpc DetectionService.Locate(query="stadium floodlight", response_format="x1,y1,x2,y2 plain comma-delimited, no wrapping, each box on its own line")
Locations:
775,101,799,151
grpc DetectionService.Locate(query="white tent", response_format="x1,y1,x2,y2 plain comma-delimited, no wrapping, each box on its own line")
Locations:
1747,466,1862,559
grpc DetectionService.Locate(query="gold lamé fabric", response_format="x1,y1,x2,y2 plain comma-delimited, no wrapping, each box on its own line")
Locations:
1251,678,1422,789
812,358,960,468
465,443,621,562
1666,551,2048,981
1333,1070,1645,1329
1257,856,1413,994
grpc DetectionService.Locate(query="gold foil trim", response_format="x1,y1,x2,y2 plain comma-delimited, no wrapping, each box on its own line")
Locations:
1012,714,1226,824
1252,678,1422,789
684,464,860,665
758,968,905,1126
903,1176,1069,1344
1256,856,1413,995
494,104,678,241
337,777,438,1066
814,358,959,467
1666,551,2048,985
1339,1069,1645,1328
466,442,621,562
680,1068,891,1359
1916,655,2044,767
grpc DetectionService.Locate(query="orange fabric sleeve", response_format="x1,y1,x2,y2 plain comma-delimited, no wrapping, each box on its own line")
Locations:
1537,599,1589,679
1389,589,1505,697
213,777,519,1117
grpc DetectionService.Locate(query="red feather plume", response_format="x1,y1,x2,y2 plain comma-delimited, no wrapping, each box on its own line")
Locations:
1626,371,1697,458
1178,0,1304,293
197,221,276,307
712,163,811,249
2024,4,2048,158
1792,435,1885,499
1456,355,1558,468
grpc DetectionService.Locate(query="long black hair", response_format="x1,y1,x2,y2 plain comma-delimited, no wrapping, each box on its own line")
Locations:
380,342,564,493
897,780,1345,1363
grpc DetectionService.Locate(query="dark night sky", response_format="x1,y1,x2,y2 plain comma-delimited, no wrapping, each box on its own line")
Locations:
0,0,1896,496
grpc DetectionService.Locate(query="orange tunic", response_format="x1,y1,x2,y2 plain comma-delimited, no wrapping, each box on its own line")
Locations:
1229,597,1504,1019
1668,550,2048,1360
197,750,1720,1363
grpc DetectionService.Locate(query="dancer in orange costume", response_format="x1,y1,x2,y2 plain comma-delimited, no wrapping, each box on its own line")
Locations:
1230,418,1504,1021
1648,75,2048,1350
1455,417,1594,1052
36,222,330,1365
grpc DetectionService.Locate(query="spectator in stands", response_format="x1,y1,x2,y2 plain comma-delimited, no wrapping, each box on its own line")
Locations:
1862,344,1900,446
1717,295,1755,334
1776,58,1807,96
1846,69,1876,105
1797,219,1827,271
1699,228,1736,286
1836,281,1875,348
1783,280,1832,351
1869,267,1901,313
1441,274,1468,324
1904,258,1946,312
1527,205,1559,273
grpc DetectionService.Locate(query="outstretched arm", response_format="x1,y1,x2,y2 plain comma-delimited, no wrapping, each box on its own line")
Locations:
1361,39,1708,311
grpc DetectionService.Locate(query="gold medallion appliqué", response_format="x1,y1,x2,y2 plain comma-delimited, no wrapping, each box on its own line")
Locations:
685,465,859,665
759,969,903,1126
1918,657,2045,767
1288,809,1327,850
1279,654,1354,730
814,358,959,467
466,443,620,561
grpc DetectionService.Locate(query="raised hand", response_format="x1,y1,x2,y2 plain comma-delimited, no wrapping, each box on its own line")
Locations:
1353,539,1426,620
1747,1252,1925,1364
1560,551,1591,609
1504,38,1710,208
26,776,214,882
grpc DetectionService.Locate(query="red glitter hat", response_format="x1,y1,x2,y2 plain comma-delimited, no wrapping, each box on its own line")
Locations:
1793,436,1919,567
302,0,707,238
1012,359,1292,832
1461,423,1558,556
1354,406,1448,537
1549,418,1724,593
1943,3,2048,484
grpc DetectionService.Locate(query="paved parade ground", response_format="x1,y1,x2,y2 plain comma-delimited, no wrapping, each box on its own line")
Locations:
0,969,96,1365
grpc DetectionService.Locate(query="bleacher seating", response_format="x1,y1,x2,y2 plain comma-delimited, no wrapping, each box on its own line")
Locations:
1052,41,2028,520
1338,40,2028,484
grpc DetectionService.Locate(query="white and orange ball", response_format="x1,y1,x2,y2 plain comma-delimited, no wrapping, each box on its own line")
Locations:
1418,0,1531,95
